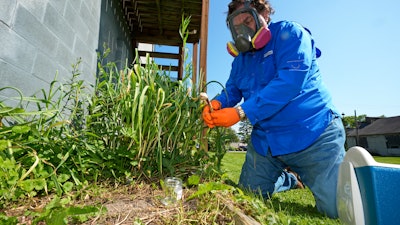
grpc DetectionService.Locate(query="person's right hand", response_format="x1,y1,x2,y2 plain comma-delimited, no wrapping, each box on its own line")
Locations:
202,100,221,128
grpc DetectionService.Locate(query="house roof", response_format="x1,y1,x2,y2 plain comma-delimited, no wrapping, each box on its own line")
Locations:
347,116,400,136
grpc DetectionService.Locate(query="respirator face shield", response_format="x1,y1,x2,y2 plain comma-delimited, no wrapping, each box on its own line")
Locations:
227,7,262,53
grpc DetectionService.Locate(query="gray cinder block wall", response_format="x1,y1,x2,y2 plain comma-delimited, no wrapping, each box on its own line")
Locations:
0,0,102,99
0,0,133,105
98,0,134,69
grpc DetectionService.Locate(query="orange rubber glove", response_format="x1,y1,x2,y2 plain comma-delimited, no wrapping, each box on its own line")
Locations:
211,107,240,127
202,100,221,128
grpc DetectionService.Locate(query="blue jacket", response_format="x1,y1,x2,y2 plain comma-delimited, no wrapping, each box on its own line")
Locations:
215,21,339,156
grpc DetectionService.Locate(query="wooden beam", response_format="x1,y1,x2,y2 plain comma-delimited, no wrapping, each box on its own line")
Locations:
159,65,179,71
200,0,209,152
192,41,199,86
138,51,180,59
178,44,183,80
155,0,163,34
129,0,142,32
133,35,198,46
199,0,209,91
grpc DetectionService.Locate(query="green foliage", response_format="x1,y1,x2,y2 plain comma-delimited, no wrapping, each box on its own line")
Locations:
0,213,18,224
0,51,212,206
187,181,235,200
206,127,239,171
0,64,93,205
86,50,207,180
342,114,367,128
0,14,227,208
187,174,201,186
224,127,240,143
27,196,101,225
0,16,239,223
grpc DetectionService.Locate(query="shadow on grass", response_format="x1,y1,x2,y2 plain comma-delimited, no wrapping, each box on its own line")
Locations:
222,179,342,224
267,188,342,223
268,194,323,218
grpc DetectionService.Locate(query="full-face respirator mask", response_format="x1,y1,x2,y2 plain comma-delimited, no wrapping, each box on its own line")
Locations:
226,1,271,57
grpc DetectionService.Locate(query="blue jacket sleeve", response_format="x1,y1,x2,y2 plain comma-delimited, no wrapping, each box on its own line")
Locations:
214,62,243,108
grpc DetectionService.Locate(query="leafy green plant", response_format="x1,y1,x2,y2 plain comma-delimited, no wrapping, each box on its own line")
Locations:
0,63,95,204
85,16,214,181
26,196,101,225
0,213,18,224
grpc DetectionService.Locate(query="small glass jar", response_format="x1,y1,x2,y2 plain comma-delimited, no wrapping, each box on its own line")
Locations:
161,177,183,206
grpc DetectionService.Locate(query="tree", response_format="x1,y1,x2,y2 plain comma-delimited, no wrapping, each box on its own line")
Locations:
238,119,252,144
208,127,239,148
225,127,240,143
342,114,367,128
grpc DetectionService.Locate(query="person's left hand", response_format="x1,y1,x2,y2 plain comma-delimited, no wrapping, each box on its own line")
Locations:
202,100,221,128
211,108,240,127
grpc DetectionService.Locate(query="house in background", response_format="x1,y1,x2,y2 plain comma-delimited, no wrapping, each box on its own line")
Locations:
346,116,400,156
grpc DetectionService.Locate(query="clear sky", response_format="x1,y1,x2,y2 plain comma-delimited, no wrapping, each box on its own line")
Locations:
206,0,400,118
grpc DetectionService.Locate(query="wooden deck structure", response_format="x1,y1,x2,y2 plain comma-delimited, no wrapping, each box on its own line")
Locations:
121,0,209,86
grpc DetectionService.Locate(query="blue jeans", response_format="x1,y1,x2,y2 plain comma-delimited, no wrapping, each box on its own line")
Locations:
274,170,298,193
239,117,345,218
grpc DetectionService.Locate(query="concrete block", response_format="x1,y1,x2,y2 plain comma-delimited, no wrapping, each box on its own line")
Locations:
0,0,16,26
90,52,98,74
13,5,58,57
73,36,93,66
56,42,77,70
0,59,46,99
64,2,88,44
32,52,59,83
0,22,36,73
44,3,75,47
86,28,100,53
54,64,71,84
68,0,82,12
79,61,96,86
79,1,97,34
87,0,102,21
18,0,47,21
48,0,67,15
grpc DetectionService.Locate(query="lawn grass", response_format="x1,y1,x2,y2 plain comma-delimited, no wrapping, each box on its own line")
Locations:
374,156,400,164
221,151,400,224
221,151,342,224
221,152,246,184
221,151,400,183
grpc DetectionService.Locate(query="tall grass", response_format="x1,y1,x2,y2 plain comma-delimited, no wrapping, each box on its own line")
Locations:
88,48,207,180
